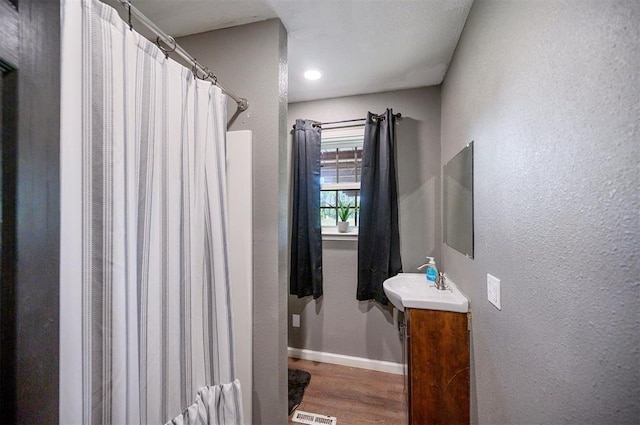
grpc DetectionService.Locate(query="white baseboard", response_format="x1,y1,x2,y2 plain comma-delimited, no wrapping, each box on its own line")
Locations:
288,347,405,375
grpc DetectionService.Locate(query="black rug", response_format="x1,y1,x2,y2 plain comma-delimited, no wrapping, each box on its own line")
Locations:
288,368,311,415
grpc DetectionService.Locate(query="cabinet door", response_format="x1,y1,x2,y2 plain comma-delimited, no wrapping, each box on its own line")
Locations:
408,308,470,424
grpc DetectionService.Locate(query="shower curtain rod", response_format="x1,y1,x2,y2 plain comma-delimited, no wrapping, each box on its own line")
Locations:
117,0,249,111
292,112,402,129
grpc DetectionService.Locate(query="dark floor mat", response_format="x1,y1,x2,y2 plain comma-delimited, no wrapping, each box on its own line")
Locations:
288,368,311,415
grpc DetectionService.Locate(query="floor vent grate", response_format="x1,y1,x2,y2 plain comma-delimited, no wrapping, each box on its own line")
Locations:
291,410,337,425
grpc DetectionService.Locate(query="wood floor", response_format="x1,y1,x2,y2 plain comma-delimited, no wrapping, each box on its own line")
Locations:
288,358,407,425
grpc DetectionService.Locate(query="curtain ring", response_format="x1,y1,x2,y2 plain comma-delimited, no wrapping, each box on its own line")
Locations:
201,67,218,84
191,63,211,81
200,66,212,81
156,36,176,59
190,63,218,83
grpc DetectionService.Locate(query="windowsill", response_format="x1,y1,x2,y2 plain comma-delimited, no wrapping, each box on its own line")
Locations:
322,226,358,241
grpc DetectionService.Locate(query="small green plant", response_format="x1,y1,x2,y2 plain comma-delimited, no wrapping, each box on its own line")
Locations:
337,201,353,222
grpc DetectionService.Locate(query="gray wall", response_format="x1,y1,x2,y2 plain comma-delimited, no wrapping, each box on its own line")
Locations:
178,20,289,424
288,87,441,363
441,1,639,423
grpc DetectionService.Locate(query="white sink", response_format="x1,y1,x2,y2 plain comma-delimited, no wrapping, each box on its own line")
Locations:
383,273,469,313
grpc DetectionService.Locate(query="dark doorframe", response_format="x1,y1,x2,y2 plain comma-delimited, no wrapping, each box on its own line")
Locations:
0,0,61,423
0,3,19,421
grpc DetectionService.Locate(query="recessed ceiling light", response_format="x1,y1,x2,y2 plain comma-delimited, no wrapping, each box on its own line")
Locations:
304,69,322,80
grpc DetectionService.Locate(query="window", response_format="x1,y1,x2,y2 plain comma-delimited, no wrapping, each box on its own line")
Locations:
320,127,364,230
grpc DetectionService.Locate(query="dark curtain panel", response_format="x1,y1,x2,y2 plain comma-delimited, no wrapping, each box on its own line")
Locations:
357,109,402,304
290,119,323,298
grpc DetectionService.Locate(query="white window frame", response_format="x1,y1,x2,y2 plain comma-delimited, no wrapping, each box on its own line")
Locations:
320,126,365,240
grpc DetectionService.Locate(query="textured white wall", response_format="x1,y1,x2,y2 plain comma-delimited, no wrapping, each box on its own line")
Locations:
441,0,639,423
178,20,289,425
288,87,441,363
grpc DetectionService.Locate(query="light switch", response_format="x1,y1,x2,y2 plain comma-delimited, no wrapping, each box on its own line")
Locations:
487,274,501,310
292,314,300,328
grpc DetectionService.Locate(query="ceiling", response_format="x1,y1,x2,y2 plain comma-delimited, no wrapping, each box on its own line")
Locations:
109,0,474,103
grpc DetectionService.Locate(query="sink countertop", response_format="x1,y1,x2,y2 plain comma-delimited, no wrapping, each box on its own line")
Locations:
383,273,469,313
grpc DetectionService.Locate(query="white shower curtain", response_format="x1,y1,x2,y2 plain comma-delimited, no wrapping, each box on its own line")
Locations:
60,1,242,423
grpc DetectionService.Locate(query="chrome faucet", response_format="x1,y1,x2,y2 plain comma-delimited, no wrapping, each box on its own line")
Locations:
435,272,447,291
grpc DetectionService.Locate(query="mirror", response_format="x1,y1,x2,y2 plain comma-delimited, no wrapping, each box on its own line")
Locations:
443,141,474,258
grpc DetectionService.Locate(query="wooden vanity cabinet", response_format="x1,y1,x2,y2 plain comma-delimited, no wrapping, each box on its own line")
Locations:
406,308,470,424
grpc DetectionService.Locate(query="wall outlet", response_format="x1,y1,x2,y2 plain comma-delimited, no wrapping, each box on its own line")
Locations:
487,274,501,310
292,314,300,328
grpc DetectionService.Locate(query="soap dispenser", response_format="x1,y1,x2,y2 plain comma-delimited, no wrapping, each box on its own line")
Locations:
417,256,438,286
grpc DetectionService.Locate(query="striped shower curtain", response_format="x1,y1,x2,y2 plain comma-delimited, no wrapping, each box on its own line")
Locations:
60,1,242,423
